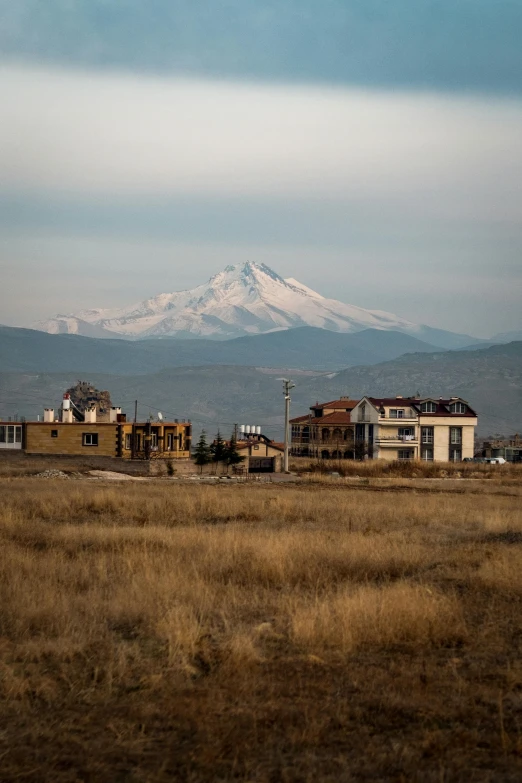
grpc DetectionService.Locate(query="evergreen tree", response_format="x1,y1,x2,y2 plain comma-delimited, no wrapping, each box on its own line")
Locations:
224,433,246,473
210,430,227,472
193,430,212,473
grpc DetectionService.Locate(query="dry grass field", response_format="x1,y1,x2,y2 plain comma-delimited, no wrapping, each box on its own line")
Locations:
1,470,522,781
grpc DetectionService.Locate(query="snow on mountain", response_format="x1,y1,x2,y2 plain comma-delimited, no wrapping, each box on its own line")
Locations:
36,261,419,339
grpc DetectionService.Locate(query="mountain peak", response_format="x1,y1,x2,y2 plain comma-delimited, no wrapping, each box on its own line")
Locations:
210,261,285,287
36,261,418,339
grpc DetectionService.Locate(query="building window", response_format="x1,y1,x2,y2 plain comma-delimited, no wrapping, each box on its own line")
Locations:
151,432,158,449
0,425,22,446
399,427,415,440
125,434,132,450
51,430,58,438
450,402,467,414
421,401,437,413
421,447,434,461
355,424,365,441
322,428,329,442
398,449,414,460
166,433,173,450
390,409,405,419
135,434,141,451
82,433,99,446
450,427,462,445
421,426,434,444
0,425,22,443
449,448,462,462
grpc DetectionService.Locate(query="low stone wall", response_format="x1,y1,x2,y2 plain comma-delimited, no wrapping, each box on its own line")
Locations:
0,451,150,476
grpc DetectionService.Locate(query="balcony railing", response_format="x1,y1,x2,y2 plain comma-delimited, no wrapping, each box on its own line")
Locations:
379,415,417,421
376,435,416,442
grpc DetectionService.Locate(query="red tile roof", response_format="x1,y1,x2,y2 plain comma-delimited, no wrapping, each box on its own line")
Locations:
291,412,353,426
311,399,359,410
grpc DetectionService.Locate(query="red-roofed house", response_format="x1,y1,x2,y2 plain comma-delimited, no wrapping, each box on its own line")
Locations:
290,397,359,459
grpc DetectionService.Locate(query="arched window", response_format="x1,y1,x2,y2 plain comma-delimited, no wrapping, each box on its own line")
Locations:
321,450,330,460
343,429,352,441
421,401,437,413
322,428,330,442
344,450,354,460
332,428,342,441
332,450,341,459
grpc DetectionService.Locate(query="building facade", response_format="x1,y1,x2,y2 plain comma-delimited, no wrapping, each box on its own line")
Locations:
290,397,359,459
21,394,192,460
349,396,477,461
236,433,284,473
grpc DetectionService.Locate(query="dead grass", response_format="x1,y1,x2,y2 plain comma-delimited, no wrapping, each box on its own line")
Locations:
0,477,521,780
292,456,522,480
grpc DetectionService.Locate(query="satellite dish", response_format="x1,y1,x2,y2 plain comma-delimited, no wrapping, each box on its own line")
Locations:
158,412,163,421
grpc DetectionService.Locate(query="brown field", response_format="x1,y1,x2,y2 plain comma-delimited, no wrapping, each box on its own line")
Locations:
1,469,522,781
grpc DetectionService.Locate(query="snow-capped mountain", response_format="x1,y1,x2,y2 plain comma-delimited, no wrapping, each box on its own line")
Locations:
37,262,420,340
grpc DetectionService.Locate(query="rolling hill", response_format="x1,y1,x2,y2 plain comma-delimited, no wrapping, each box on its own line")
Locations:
1,341,520,436
0,325,440,374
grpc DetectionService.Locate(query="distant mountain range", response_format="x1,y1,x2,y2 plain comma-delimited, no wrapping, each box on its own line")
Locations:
35,261,483,349
0,324,442,374
1,326,520,436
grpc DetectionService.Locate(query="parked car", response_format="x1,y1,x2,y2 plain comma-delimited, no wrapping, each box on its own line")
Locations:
485,457,507,465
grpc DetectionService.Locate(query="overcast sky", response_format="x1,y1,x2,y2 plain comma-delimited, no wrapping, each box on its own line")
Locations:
1,1,521,337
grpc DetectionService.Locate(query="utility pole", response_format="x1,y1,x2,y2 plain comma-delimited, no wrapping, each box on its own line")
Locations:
282,378,295,473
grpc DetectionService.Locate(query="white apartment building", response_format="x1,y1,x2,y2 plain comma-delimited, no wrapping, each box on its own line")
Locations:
350,397,477,461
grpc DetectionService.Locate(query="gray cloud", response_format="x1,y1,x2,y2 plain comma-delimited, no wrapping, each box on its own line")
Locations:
0,1,521,93
1,65,521,338
2,66,522,219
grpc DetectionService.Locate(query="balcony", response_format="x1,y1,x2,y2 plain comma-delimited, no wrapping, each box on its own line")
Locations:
379,414,417,422
375,435,418,446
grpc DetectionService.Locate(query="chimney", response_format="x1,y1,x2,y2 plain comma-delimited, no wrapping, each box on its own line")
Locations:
109,406,122,423
43,408,54,423
84,406,97,423
62,409,73,423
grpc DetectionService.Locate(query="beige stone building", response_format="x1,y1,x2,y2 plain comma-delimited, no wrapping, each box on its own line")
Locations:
349,396,477,461
235,434,284,473
23,395,191,460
